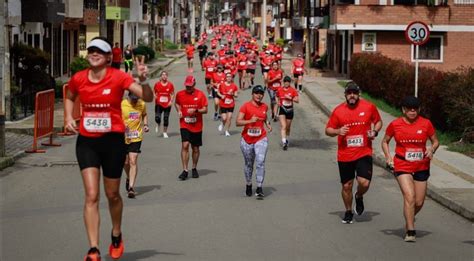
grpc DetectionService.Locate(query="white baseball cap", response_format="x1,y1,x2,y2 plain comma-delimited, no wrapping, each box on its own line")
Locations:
86,39,112,53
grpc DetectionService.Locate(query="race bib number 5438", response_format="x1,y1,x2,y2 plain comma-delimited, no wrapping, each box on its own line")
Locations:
83,112,111,133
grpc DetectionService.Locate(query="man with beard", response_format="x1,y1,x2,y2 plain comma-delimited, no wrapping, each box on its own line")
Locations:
325,82,382,224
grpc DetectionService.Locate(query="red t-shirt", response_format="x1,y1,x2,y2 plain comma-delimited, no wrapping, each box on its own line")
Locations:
267,69,283,90
237,54,248,70
185,45,195,58
68,68,134,137
326,100,382,162
385,116,435,173
218,82,238,108
276,87,299,107
112,47,122,63
203,59,218,79
175,89,208,133
212,72,226,90
239,101,268,144
153,81,175,108
261,56,273,69
293,58,305,74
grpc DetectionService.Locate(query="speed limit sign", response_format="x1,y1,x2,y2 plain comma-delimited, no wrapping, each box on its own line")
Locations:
405,21,430,45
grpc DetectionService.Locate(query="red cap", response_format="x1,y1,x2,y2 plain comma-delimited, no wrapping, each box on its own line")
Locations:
184,75,196,86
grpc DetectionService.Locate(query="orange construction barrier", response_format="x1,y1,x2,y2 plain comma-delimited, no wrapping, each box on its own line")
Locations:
25,89,61,153
58,83,81,136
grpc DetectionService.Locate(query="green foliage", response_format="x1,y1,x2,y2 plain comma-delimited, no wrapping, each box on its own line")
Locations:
133,45,155,61
70,56,89,76
164,39,179,50
11,43,51,93
350,53,474,138
275,38,285,47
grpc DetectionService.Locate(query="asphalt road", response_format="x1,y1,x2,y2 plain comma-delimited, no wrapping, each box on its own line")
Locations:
0,57,472,261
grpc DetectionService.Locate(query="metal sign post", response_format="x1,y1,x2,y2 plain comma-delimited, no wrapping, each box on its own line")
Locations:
405,21,430,97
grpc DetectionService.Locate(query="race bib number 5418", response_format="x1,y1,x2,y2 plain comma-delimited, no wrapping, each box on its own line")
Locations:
83,112,111,133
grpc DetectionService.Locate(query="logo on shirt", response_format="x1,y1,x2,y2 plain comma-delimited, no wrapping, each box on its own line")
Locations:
102,89,111,95
194,98,198,101
359,112,365,116
417,130,423,134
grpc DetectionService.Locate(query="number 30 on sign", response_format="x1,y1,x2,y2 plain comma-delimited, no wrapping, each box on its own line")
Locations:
405,21,430,45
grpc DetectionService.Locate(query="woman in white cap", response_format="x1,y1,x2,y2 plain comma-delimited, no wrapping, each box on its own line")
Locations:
65,36,153,261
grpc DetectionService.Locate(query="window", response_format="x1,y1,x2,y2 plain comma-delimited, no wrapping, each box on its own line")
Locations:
454,0,474,4
362,33,376,52
412,35,443,62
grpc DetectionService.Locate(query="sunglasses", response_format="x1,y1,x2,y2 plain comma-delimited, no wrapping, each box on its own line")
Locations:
404,107,419,111
345,90,360,95
87,48,107,55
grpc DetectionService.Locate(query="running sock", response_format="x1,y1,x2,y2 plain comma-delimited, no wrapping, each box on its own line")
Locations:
282,138,287,144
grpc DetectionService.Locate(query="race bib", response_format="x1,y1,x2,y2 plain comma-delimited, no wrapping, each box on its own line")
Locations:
247,128,262,137
247,61,253,65
83,112,111,133
296,67,303,72
159,96,169,103
126,130,140,139
346,135,364,147
224,69,231,74
240,61,246,66
207,67,214,72
282,100,293,107
264,66,270,70
405,148,424,162
224,98,233,104
272,82,281,88
184,116,197,124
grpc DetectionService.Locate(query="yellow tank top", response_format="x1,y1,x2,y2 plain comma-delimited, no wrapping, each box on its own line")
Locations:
121,99,147,144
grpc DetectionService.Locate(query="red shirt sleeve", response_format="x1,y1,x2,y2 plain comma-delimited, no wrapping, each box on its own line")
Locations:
239,103,247,114
200,92,208,107
326,111,340,129
385,121,395,137
120,71,135,90
68,73,79,94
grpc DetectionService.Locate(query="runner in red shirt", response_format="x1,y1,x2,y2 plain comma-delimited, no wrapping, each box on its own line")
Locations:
237,49,248,89
203,52,218,98
291,54,306,93
325,82,383,224
267,61,283,120
153,71,175,138
217,73,239,136
65,37,154,261
111,42,122,69
275,76,299,150
212,65,226,121
260,51,273,85
246,49,258,86
174,75,208,180
236,85,272,198
185,44,195,71
381,96,439,242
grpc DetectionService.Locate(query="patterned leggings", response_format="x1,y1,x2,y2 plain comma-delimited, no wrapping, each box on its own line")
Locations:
240,137,268,187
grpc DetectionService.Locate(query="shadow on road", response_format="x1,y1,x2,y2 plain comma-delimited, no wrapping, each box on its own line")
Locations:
105,249,183,260
462,240,474,245
290,138,332,150
380,228,432,239
263,186,277,198
135,185,162,196
198,169,217,177
328,211,380,222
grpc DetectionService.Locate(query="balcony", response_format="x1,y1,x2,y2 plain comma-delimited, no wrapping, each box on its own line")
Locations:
331,5,450,26
21,0,65,23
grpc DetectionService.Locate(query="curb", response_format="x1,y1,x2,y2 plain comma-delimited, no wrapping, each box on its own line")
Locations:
303,88,474,221
149,55,185,78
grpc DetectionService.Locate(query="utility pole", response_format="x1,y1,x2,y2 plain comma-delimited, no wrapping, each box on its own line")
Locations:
261,0,266,42
99,0,107,37
150,0,156,49
304,0,311,67
0,0,5,157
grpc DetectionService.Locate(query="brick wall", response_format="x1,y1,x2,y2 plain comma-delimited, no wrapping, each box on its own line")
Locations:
353,31,474,71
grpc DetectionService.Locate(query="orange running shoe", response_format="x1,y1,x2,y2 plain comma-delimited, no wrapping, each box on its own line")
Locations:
109,234,124,260
84,247,101,261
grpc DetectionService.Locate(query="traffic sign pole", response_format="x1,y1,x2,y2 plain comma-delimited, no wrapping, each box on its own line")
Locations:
405,21,430,98
415,44,419,97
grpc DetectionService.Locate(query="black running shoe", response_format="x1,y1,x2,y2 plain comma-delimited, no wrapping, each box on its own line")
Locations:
255,187,264,197
354,193,364,216
404,230,416,242
283,140,288,151
245,184,252,197
192,168,199,178
178,170,188,180
125,179,130,192
341,211,354,224
127,188,136,199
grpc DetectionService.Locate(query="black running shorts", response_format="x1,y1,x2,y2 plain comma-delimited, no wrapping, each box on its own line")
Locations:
220,107,234,114
294,73,304,78
246,69,255,74
278,106,294,120
337,156,373,184
394,170,430,181
205,78,211,85
76,133,126,179
127,141,142,153
180,128,203,147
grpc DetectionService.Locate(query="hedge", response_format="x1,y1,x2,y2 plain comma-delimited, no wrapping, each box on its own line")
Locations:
350,53,474,135
133,45,155,62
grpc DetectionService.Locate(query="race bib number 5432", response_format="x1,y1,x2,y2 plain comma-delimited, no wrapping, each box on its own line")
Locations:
83,112,111,133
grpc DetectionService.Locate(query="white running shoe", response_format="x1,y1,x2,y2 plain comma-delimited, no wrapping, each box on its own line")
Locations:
218,123,224,132
225,131,231,137
163,132,169,138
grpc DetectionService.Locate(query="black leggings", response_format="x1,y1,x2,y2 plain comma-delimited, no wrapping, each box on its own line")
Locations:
155,105,171,127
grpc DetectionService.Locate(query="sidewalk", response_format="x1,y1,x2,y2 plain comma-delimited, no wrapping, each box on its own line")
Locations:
281,56,474,221
0,52,184,171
